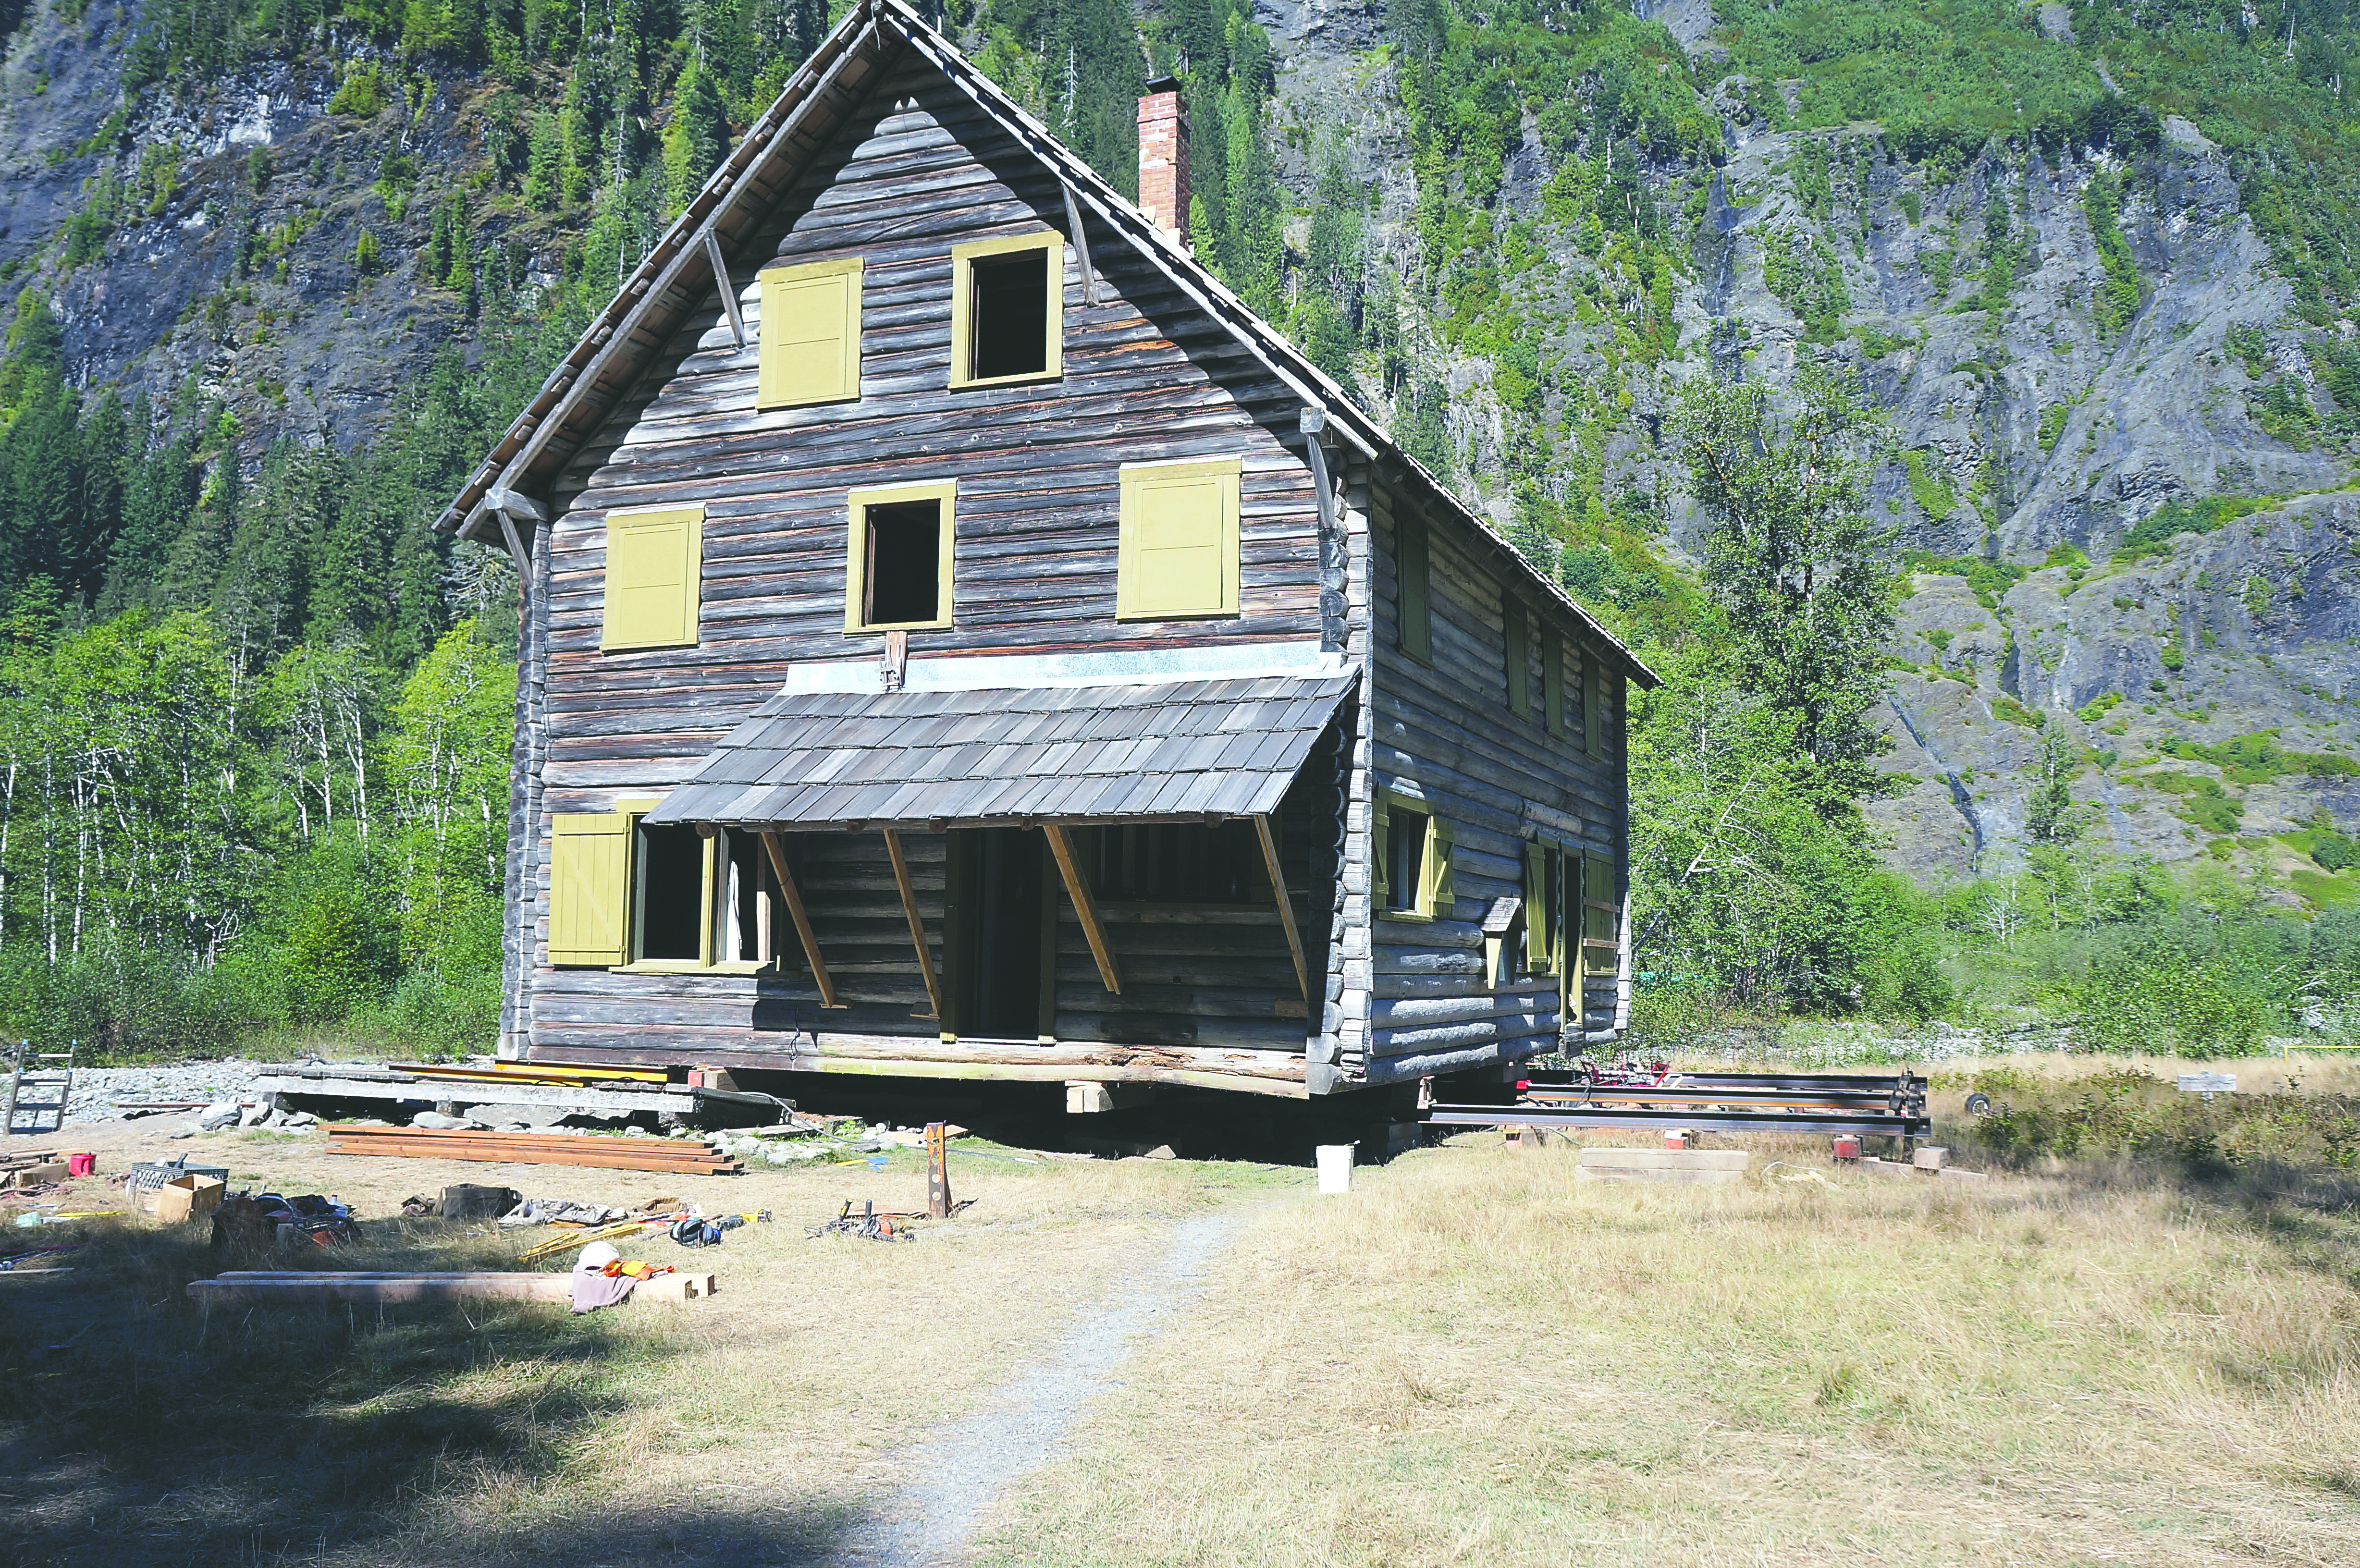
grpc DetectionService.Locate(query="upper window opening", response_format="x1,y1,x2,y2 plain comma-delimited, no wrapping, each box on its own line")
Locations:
970,249,1049,380
863,500,942,626
845,479,956,632
950,233,1064,390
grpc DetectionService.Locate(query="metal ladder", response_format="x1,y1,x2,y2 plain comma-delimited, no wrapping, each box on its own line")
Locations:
4,1040,74,1137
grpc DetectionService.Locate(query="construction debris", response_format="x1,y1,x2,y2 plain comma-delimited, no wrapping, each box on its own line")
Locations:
258,1060,776,1128
808,1200,918,1241
517,1218,662,1263
324,1125,743,1175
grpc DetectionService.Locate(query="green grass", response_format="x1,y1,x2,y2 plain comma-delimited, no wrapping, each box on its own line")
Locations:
2162,730,2360,784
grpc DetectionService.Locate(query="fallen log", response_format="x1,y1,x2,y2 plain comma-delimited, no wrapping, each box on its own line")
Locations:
186,1270,717,1305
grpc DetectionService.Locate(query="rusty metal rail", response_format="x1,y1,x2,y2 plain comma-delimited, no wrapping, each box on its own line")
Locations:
1423,1067,1933,1141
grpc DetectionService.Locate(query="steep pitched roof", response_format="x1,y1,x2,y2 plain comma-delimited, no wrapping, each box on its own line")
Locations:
435,0,1658,688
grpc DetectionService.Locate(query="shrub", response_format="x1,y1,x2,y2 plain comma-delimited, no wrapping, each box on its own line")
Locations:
1971,1067,2360,1176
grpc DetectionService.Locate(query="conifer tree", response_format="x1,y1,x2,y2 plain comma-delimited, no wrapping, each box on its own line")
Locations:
526,109,563,208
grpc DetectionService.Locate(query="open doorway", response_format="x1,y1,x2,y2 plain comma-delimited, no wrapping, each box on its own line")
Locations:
947,826,1053,1039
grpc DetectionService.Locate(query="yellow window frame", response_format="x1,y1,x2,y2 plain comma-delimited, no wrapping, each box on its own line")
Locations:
1373,788,1454,923
844,478,958,633
599,505,704,652
1115,456,1242,621
949,231,1065,390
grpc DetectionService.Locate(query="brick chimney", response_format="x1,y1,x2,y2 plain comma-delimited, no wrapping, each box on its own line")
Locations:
1136,75,1189,247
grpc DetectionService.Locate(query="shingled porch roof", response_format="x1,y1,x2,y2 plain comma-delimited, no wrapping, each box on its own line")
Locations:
640,672,1357,831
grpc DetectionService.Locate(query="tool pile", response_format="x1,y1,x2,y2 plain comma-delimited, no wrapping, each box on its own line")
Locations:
324,1124,743,1174
807,1199,921,1242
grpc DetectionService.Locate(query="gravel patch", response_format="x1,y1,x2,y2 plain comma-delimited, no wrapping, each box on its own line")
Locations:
836,1209,1246,1566
56,1059,278,1127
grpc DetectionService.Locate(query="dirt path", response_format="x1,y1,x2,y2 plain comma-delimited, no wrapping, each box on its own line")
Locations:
833,1209,1248,1567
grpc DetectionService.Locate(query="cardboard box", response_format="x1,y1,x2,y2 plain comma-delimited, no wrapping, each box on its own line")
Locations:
1,1162,68,1190
155,1172,226,1224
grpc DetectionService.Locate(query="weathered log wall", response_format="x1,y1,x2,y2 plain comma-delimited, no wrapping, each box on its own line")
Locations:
525,50,1343,1080
1356,481,1631,1084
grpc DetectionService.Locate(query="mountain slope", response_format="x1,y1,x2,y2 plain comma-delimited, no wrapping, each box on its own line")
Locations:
1,0,2356,905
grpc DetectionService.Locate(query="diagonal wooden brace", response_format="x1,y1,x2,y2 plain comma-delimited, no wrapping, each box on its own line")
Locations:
1254,814,1311,1004
1042,824,1120,994
762,830,844,1008
881,829,943,1020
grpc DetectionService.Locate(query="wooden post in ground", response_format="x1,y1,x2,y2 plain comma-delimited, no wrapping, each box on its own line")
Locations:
925,1121,952,1219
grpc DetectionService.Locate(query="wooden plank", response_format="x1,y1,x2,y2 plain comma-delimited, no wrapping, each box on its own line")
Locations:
763,830,846,1008
1041,824,1120,994
703,231,746,347
881,828,944,1019
1254,813,1311,1004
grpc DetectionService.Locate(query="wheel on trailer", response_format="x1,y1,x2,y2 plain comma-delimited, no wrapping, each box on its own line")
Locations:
1963,1092,1992,1116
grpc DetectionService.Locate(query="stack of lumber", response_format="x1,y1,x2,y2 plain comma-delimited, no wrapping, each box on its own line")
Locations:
324,1125,742,1174
387,1059,668,1088
186,1269,716,1305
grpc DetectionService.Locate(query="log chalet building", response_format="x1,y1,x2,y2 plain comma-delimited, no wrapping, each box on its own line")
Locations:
436,0,1657,1108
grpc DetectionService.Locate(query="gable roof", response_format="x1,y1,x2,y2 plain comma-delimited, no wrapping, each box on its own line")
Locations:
436,0,1658,689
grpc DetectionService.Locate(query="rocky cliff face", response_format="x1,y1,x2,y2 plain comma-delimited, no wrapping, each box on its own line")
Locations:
0,1,484,444
1266,0,2360,898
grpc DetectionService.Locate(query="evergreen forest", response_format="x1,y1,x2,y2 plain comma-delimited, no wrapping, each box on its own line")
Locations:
2,0,2358,1062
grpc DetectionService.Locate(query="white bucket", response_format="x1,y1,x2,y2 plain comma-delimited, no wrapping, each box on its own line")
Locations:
1315,1143,1355,1195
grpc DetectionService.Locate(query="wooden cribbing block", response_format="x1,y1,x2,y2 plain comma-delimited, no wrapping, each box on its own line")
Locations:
1574,1147,1750,1186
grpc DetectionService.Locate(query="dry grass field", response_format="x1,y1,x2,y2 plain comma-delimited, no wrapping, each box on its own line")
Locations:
4,1058,2357,1567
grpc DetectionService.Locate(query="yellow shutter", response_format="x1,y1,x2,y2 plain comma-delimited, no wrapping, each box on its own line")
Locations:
1396,515,1431,662
758,257,862,408
1117,457,1241,620
1542,629,1565,739
549,813,631,966
1426,818,1455,919
1524,840,1561,976
1584,655,1605,757
1581,853,1619,973
1503,598,1529,715
601,506,703,650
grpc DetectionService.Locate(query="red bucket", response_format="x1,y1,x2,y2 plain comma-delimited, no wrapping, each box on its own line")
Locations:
66,1152,96,1177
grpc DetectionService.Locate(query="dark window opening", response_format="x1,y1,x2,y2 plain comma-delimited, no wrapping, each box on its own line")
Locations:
863,499,942,626
969,248,1048,380
1085,822,1264,905
636,821,704,961
1385,809,1428,913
